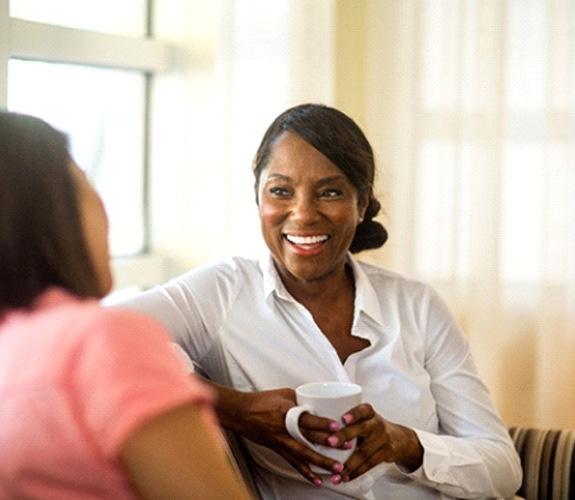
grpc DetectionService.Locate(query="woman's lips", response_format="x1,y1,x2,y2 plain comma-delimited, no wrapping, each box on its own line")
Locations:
283,233,330,256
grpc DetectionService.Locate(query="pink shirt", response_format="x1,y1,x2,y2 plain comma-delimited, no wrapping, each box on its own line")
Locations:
0,288,215,499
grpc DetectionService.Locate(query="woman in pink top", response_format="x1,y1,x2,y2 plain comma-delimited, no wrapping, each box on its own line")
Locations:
0,111,251,500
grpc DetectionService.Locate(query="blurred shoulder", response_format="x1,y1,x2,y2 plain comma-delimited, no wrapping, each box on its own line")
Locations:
15,288,167,356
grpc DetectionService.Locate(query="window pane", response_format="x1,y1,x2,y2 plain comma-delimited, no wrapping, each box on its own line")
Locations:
420,0,462,110
500,144,544,282
414,140,456,279
10,0,147,36
8,59,146,257
505,0,546,112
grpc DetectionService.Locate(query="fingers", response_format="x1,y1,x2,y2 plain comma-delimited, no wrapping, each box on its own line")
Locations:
299,404,376,445
341,403,375,425
342,433,389,479
324,403,377,444
299,412,340,432
296,404,373,445
281,434,346,475
298,412,342,447
278,448,323,485
300,428,332,446
326,405,396,481
345,448,387,480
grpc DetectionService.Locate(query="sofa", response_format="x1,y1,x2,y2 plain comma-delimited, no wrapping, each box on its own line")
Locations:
509,426,575,500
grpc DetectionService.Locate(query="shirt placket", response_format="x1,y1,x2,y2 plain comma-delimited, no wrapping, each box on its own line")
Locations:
344,312,379,383
291,300,352,382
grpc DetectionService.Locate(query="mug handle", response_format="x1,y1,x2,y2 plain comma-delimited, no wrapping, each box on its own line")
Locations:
285,404,316,448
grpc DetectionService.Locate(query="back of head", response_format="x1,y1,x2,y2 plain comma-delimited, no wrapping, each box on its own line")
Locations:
253,103,388,253
0,111,101,314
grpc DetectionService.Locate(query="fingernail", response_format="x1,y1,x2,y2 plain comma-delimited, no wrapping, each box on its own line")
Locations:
332,462,344,473
342,414,353,424
327,435,339,447
343,475,351,482
330,474,342,485
313,477,323,487
329,421,341,432
344,440,353,449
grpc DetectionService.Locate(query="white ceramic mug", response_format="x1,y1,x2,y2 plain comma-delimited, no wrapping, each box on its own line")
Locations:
285,381,363,473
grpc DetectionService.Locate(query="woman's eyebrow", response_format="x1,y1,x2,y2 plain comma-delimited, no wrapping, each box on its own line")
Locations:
265,173,292,182
264,173,346,186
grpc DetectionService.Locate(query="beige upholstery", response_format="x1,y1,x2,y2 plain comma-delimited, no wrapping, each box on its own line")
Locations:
509,427,575,500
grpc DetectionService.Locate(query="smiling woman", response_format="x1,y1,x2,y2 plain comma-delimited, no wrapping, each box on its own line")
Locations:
257,132,365,284
119,103,522,500
253,104,388,258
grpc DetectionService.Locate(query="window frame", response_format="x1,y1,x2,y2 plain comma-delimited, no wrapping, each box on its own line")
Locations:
0,0,169,290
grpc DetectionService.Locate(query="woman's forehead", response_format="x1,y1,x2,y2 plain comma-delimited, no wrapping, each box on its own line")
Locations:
265,132,342,176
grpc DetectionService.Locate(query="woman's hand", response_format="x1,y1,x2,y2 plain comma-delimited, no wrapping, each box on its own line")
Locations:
207,382,346,486
327,403,424,482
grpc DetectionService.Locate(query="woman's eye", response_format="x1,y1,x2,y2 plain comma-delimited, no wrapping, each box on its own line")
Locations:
320,189,343,198
269,186,291,197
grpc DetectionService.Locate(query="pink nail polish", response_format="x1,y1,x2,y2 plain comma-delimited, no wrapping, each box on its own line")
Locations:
313,477,323,487
332,462,344,473
342,414,353,424
344,440,353,449
343,475,351,482
330,474,342,485
327,436,339,447
329,421,341,432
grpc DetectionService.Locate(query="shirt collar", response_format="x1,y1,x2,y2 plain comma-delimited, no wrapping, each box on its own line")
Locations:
259,253,293,302
346,255,385,327
258,252,385,327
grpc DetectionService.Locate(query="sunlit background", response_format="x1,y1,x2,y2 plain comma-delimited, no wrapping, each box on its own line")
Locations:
1,0,574,430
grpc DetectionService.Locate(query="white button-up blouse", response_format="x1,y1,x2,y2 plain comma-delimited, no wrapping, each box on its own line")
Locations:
120,254,522,499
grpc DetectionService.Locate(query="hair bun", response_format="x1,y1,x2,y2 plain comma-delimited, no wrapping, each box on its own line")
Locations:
350,219,388,253
350,196,387,253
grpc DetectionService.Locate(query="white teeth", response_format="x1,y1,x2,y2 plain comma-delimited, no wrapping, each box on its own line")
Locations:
285,234,329,245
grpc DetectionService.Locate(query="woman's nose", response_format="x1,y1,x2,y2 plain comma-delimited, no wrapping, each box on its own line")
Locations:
290,195,320,223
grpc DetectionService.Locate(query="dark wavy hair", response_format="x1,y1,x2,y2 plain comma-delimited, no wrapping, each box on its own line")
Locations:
252,103,388,253
0,111,102,314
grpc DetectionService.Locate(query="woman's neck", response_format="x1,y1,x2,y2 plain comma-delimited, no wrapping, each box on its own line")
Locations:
278,263,355,307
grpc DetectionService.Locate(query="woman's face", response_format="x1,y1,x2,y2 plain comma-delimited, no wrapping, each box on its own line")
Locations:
70,162,113,296
258,132,366,284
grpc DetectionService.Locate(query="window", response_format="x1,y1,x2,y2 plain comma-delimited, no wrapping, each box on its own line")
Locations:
10,0,147,36
413,0,574,285
0,0,169,289
8,60,146,256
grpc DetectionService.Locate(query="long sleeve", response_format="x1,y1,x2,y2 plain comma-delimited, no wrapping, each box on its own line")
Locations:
116,277,214,366
402,287,522,498
115,260,243,378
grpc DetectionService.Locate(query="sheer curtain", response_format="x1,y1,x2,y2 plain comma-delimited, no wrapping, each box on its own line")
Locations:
211,0,335,259
366,0,575,429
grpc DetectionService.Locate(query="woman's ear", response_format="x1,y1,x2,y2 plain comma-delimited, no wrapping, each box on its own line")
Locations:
357,194,369,222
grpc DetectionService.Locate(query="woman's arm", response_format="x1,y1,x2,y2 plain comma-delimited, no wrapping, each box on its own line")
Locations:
325,287,522,497
120,403,252,500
